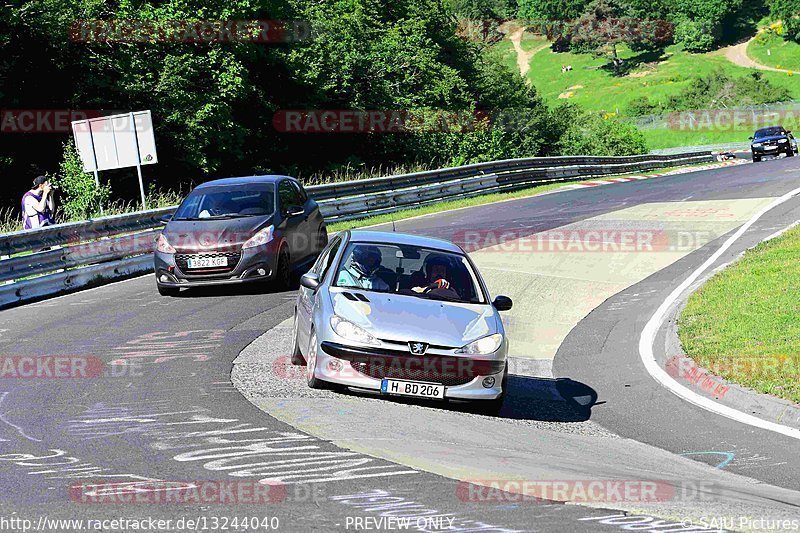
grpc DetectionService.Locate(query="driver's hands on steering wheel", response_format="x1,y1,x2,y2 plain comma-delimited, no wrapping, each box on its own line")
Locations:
412,278,450,293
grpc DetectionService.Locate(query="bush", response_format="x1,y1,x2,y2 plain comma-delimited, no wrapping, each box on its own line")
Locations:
674,18,719,52
769,0,800,43
666,70,792,110
552,104,649,156
52,141,110,221
626,96,662,116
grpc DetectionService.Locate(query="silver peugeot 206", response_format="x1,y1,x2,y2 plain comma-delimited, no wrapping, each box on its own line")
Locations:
291,230,513,413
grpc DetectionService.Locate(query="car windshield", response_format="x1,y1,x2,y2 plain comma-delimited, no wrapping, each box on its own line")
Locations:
172,185,275,220
333,242,486,304
754,127,785,139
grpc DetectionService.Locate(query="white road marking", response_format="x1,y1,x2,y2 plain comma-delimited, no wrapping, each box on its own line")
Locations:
638,185,800,440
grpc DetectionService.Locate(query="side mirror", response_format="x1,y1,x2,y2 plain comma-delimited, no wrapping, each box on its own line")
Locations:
285,205,305,218
300,272,320,291
748,136,754,140
492,295,513,311
159,214,172,225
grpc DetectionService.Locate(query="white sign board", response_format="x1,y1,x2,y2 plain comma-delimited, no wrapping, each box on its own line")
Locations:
71,111,158,172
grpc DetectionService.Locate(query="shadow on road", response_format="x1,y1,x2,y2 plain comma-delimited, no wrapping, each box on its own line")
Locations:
339,375,599,423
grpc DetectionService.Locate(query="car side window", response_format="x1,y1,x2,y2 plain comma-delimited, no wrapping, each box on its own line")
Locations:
290,180,308,203
314,237,342,281
278,181,298,212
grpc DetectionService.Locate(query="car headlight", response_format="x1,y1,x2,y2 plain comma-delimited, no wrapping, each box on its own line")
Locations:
778,138,788,143
156,234,176,254
456,333,503,355
242,225,274,250
330,316,380,346
752,143,763,148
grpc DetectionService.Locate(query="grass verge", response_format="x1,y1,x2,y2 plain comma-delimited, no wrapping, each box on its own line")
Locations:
748,31,800,73
328,160,726,233
679,224,800,404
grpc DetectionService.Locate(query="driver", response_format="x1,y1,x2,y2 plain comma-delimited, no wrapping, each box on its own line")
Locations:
411,254,453,294
337,245,390,291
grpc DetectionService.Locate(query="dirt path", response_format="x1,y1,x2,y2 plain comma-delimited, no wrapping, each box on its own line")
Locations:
508,27,550,79
721,37,791,73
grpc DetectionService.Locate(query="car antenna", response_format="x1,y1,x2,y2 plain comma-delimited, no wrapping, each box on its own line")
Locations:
391,213,397,233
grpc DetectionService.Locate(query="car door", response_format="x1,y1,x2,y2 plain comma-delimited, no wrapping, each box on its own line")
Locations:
278,180,307,261
297,236,342,350
288,179,319,261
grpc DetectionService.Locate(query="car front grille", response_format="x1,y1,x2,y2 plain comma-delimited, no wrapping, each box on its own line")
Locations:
350,360,476,387
175,252,241,277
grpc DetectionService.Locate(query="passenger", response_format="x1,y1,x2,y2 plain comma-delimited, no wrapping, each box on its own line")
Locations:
337,245,390,291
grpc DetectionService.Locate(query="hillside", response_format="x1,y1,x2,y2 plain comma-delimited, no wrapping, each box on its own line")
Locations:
496,28,800,149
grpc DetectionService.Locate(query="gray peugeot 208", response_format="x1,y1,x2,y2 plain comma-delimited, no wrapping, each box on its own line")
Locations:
154,175,327,296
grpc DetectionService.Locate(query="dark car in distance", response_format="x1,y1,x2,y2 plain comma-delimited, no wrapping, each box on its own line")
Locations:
154,175,327,296
750,126,798,162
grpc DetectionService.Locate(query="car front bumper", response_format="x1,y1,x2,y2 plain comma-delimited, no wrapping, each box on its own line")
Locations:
314,341,507,401
154,244,279,288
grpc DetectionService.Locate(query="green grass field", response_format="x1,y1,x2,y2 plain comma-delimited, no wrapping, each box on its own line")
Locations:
497,32,800,149
679,225,800,404
500,39,800,112
748,31,800,72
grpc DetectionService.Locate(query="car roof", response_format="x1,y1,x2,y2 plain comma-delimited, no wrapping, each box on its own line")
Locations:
347,230,463,253
755,126,785,133
195,175,295,189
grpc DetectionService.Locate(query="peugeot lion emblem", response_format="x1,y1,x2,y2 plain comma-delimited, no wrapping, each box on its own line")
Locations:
409,342,429,355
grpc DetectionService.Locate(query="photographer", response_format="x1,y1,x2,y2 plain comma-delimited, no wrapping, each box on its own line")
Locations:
21,175,56,230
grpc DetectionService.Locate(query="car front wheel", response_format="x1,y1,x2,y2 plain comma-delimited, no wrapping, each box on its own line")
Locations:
275,246,291,289
306,331,324,389
290,312,305,366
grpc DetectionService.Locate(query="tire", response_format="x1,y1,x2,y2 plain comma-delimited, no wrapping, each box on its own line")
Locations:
316,226,328,254
786,148,795,157
290,312,305,366
752,155,761,162
306,330,324,389
275,246,291,290
157,284,179,297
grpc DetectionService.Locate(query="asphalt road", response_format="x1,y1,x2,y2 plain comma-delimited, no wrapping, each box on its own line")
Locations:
0,155,799,532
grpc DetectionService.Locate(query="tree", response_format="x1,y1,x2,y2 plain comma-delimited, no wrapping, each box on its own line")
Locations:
518,0,590,21
770,0,800,42
569,0,672,73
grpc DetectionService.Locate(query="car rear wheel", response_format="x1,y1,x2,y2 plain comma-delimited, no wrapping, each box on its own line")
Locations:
275,247,291,289
290,312,305,365
157,284,179,297
306,331,324,389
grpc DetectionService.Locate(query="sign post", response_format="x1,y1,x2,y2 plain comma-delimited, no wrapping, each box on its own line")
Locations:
71,110,158,210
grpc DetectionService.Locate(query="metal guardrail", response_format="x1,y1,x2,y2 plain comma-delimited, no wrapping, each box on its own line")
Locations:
0,151,713,308
650,143,751,156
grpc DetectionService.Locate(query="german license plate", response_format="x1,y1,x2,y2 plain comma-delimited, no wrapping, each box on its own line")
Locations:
381,379,444,399
764,145,777,151
187,256,227,269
